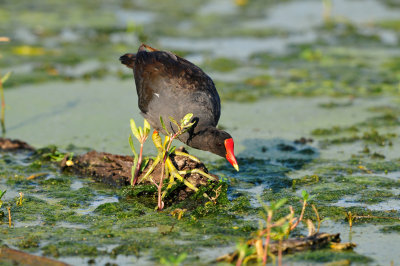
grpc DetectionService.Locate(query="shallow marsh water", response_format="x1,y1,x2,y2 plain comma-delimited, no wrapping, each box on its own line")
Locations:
1,0,400,265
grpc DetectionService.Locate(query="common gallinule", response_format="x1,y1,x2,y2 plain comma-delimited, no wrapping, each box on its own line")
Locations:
120,44,239,171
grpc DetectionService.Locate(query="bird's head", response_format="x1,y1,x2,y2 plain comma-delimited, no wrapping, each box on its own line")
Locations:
189,127,239,171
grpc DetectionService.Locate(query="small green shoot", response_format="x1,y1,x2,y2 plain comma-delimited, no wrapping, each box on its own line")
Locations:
129,118,151,186
16,192,24,206
0,189,6,208
128,113,214,210
232,191,320,266
150,113,198,210
160,252,187,266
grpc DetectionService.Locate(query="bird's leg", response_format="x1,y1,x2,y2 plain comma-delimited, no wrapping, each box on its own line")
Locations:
173,150,201,163
172,149,216,181
138,155,161,183
178,169,217,182
165,157,198,192
161,163,177,199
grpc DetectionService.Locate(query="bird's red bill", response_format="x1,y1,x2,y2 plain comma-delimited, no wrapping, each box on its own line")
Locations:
224,138,239,171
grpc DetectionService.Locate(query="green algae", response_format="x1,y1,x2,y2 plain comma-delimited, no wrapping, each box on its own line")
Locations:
287,249,373,264
2,144,400,264
357,190,395,204
203,57,240,72
378,19,400,31
17,234,41,250
380,225,400,234
334,175,400,189
1,152,258,262
1,0,400,264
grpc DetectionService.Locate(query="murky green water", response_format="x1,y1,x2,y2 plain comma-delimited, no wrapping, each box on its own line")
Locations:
1,0,400,265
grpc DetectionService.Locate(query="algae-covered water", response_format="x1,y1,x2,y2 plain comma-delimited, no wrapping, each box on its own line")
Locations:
1,0,400,265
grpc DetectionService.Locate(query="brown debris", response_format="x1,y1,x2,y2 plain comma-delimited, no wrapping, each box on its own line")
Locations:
0,137,218,199
217,233,346,263
294,137,314,145
0,138,34,151
0,246,70,266
60,147,218,192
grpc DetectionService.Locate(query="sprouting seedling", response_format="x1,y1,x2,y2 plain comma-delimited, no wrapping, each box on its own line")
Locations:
346,211,353,228
7,206,11,227
0,189,6,208
128,118,151,186
153,113,196,210
128,113,215,210
148,113,216,210
232,191,322,266
160,252,187,266
259,198,288,265
16,192,24,206
290,190,314,231
235,242,254,266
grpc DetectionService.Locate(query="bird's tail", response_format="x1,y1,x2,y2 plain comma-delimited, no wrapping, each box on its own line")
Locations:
138,43,158,52
119,53,136,69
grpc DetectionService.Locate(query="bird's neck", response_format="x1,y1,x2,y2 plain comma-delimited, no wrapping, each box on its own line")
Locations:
185,126,228,158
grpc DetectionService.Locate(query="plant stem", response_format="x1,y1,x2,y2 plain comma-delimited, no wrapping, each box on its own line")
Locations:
290,200,307,230
157,134,176,210
0,76,5,136
312,204,321,232
262,211,272,265
132,143,144,186
158,158,165,210
236,255,243,266
278,239,283,266
7,206,11,228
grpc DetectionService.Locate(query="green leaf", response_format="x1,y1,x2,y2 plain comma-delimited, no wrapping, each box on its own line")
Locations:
168,146,176,156
169,116,179,127
1,71,12,84
181,113,193,126
138,127,143,139
180,121,196,136
187,121,196,127
143,119,151,136
140,157,150,172
152,131,163,152
301,190,309,201
130,119,141,140
128,135,138,157
0,189,6,199
131,156,138,186
160,116,170,135
272,198,287,211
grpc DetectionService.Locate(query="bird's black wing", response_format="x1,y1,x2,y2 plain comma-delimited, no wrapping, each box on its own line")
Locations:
133,50,221,127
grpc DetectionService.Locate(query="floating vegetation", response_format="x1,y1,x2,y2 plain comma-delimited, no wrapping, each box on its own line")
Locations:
1,0,400,265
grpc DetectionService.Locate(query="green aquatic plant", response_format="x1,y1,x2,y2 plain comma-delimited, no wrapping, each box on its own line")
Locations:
160,252,187,266
16,192,25,206
152,113,197,210
128,114,217,210
128,118,151,186
233,190,316,266
0,189,6,208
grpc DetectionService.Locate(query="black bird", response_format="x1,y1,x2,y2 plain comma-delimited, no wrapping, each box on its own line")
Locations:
120,44,238,171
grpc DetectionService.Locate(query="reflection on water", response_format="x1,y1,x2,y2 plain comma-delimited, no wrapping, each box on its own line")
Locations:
75,195,119,215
